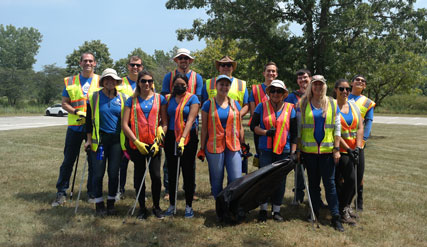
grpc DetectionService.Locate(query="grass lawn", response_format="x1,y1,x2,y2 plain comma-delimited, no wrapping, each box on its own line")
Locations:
0,123,426,247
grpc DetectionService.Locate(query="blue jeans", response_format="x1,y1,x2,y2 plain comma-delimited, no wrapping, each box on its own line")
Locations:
91,132,121,199
206,148,242,198
56,128,93,196
259,149,289,206
303,153,339,216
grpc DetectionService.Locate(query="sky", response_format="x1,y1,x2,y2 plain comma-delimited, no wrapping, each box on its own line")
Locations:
1,0,425,72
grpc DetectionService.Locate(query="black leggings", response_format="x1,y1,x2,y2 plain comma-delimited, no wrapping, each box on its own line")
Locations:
335,154,356,210
164,129,198,207
128,147,161,209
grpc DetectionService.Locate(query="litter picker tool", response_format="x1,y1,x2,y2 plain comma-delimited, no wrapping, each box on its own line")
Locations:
74,152,88,214
300,162,319,228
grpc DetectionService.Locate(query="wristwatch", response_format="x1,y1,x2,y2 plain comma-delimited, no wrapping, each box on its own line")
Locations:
333,147,340,152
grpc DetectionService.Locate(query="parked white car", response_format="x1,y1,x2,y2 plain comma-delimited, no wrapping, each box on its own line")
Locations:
45,104,67,117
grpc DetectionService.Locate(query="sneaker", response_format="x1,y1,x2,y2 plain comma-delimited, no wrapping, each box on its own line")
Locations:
95,202,106,217
164,205,176,216
258,210,267,222
88,196,96,204
106,199,117,216
346,206,359,218
331,215,345,232
152,208,164,219
184,206,194,218
341,208,356,226
163,193,170,201
51,193,66,207
272,212,284,222
137,208,148,220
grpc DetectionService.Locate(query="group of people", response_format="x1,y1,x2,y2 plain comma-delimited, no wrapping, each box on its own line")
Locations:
51,48,374,232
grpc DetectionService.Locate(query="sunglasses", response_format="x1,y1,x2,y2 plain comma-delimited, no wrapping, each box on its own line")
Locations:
338,87,351,92
220,63,233,68
354,78,366,83
139,79,154,84
129,63,142,68
177,56,190,60
269,88,285,94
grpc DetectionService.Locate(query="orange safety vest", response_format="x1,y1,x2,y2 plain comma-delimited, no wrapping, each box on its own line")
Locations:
166,92,193,145
252,84,269,106
169,70,197,95
262,101,293,154
339,100,361,153
129,94,161,149
206,98,241,153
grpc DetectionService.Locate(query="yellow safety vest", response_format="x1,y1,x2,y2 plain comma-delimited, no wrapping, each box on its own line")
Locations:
205,77,246,106
353,95,375,119
88,90,127,152
301,97,337,154
64,74,100,126
116,76,134,96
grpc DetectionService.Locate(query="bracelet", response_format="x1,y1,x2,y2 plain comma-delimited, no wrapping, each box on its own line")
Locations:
333,147,340,151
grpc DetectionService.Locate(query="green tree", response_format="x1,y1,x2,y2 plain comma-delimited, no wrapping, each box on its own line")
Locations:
65,40,113,75
151,48,177,91
32,64,67,104
0,24,42,105
166,0,426,102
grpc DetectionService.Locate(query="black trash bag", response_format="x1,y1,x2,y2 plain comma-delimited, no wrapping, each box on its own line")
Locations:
216,158,296,224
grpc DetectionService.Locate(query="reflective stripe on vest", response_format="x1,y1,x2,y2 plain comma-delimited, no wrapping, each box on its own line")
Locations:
65,74,99,126
252,84,268,106
301,97,336,154
262,101,292,154
89,90,127,151
169,70,197,94
206,77,246,106
169,92,192,144
340,100,361,153
129,94,161,149
117,76,134,96
206,98,241,153
354,95,375,119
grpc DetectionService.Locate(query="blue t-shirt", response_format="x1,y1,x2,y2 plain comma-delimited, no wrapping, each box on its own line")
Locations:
201,100,242,128
126,76,137,90
161,70,203,96
97,91,123,134
62,74,94,132
254,103,296,152
248,83,267,103
310,103,340,144
348,94,374,141
201,77,249,104
167,94,200,130
340,103,354,126
125,94,167,119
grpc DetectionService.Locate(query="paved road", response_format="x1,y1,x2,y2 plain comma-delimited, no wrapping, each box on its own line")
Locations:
0,116,67,131
0,115,426,131
374,116,427,126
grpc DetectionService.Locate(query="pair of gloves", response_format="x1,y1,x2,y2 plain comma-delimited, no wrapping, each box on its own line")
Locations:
133,127,165,157
347,147,362,164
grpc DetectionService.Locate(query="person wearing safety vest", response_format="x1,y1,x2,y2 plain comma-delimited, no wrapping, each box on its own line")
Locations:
163,73,200,218
122,70,168,220
298,75,344,232
116,55,144,200
84,68,126,216
201,56,249,116
198,75,245,202
52,53,100,207
248,62,278,169
334,79,364,226
348,75,375,211
160,48,203,201
250,80,297,222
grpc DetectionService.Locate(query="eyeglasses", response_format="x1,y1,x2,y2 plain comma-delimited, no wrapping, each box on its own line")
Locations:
220,63,233,68
177,56,190,60
129,63,142,68
354,78,366,83
139,79,154,84
269,88,285,94
338,87,351,92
